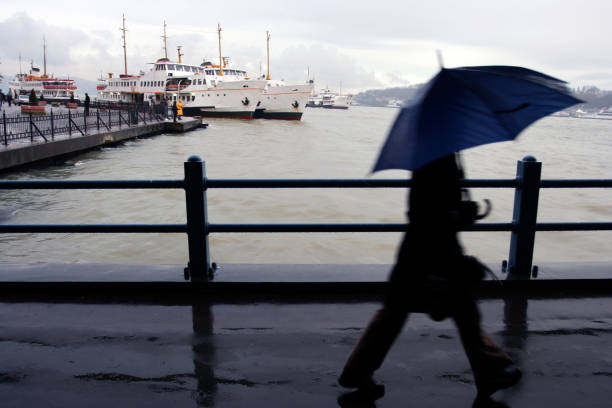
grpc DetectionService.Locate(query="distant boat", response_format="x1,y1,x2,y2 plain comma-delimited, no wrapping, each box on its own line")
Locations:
8,39,80,103
307,88,351,109
386,99,402,108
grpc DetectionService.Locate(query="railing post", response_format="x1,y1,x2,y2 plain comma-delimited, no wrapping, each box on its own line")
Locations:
68,110,72,136
50,110,55,140
184,155,211,282
29,113,34,142
3,112,7,146
508,156,542,279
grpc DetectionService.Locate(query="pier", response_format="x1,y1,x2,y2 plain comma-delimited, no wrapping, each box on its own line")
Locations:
0,105,202,171
1,156,612,407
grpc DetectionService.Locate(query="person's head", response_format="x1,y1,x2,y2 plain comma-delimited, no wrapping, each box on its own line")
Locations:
412,153,463,183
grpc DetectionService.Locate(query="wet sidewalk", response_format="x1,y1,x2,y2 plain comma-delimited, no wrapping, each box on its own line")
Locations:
1,293,612,407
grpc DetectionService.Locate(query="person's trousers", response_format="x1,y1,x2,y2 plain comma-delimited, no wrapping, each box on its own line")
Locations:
341,288,512,385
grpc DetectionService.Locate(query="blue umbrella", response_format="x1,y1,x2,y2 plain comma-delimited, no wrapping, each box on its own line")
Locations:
373,66,582,172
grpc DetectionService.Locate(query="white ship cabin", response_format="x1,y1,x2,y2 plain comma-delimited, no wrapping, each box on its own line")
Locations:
9,72,78,102
98,58,250,104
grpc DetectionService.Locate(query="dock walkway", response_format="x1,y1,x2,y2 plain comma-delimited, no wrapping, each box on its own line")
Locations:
1,263,611,407
0,108,202,171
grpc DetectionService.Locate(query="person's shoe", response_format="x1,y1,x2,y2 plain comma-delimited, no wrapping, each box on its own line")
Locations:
338,385,385,407
476,364,522,397
472,396,510,408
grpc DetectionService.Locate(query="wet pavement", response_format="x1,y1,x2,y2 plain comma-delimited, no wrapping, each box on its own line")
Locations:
1,294,612,407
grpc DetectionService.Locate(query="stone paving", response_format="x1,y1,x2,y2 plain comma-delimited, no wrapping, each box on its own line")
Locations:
1,295,611,407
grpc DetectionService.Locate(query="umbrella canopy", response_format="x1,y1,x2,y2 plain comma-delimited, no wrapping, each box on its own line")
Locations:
373,66,582,172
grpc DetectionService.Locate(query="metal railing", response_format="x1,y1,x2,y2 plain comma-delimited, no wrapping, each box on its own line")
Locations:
1,103,167,145
1,155,612,282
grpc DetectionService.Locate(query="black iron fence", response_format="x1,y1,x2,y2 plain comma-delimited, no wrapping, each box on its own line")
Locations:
1,103,168,146
1,156,611,283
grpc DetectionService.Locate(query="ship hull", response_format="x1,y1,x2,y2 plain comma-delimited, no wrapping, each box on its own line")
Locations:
183,107,254,119
253,110,303,120
255,83,312,120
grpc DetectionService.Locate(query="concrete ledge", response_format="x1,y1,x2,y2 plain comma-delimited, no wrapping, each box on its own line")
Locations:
0,117,202,171
1,262,612,303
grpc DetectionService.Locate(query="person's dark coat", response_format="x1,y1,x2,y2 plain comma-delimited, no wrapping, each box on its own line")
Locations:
387,154,480,315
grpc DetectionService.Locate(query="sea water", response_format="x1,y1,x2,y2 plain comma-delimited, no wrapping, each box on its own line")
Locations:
1,106,612,267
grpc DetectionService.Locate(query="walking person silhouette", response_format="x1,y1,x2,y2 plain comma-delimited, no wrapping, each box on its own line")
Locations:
338,153,521,403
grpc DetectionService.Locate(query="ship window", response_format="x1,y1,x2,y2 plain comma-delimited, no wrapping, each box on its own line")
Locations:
215,70,220,75
192,96,195,101
167,64,176,70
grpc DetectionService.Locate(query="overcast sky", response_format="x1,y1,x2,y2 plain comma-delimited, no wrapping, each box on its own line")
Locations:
1,1,612,93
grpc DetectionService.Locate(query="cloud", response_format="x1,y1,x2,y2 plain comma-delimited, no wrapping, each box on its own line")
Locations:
0,12,86,67
273,44,383,93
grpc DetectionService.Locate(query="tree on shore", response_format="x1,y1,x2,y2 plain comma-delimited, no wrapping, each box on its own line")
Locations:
29,89,38,106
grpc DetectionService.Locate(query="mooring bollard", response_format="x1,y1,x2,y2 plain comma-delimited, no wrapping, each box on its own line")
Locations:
508,156,542,279
184,155,211,282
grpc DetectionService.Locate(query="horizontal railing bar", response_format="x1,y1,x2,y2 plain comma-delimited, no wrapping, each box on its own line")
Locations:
0,224,186,233
204,179,519,189
536,222,612,231
208,223,514,233
3,178,612,191
0,180,184,189
540,180,612,188
2,222,611,234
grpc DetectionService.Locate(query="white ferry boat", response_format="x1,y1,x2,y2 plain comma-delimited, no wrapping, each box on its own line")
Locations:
98,58,266,119
252,32,313,120
8,41,80,104
253,79,313,120
8,67,79,104
97,20,266,119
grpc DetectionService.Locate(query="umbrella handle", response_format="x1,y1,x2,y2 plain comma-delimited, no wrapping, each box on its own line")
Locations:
474,199,492,220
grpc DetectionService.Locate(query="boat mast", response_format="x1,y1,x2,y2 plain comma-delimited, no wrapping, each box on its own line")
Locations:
266,31,271,80
162,20,168,59
120,14,128,75
42,36,47,77
217,24,223,76
177,46,183,64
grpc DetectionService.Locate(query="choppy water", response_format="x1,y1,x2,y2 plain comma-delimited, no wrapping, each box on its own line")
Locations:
1,106,612,267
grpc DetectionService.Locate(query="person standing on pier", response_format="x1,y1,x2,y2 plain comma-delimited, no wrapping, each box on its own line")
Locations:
339,153,521,402
177,99,183,121
172,100,178,122
84,93,90,116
